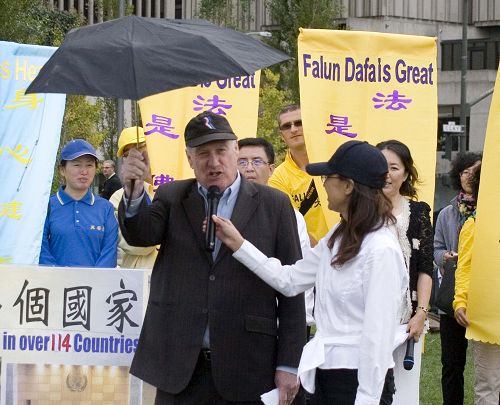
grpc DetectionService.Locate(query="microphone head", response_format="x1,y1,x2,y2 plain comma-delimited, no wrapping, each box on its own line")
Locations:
403,358,414,370
207,185,221,198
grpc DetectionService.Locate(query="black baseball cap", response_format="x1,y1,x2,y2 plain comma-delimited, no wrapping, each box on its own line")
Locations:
306,140,388,189
184,111,237,147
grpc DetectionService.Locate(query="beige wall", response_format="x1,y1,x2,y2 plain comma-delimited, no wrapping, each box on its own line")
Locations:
14,364,129,404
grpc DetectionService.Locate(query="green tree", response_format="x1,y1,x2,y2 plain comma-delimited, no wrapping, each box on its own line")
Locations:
0,0,84,46
197,0,253,30
257,69,292,163
265,0,343,101
97,98,119,160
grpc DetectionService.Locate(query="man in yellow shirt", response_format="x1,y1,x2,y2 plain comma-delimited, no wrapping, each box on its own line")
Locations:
268,104,328,245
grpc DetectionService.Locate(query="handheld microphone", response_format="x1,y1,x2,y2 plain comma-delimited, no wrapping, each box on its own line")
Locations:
205,186,221,252
403,338,415,370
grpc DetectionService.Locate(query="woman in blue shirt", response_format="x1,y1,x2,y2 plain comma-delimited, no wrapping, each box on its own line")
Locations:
39,139,118,267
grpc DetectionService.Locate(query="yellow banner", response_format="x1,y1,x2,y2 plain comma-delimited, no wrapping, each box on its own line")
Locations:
138,72,260,190
466,68,500,344
298,29,437,226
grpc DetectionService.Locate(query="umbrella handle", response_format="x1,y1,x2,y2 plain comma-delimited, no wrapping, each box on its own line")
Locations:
125,102,141,210
126,179,136,210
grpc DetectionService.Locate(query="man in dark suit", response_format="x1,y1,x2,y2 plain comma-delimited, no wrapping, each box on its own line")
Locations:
119,111,306,404
100,159,122,199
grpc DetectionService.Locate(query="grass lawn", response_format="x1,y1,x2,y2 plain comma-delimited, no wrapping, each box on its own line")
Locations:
420,330,475,405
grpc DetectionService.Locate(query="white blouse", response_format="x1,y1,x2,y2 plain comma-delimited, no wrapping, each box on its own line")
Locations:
234,224,408,405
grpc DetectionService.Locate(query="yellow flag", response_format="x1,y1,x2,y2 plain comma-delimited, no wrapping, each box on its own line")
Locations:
138,72,260,191
298,29,437,226
465,68,500,344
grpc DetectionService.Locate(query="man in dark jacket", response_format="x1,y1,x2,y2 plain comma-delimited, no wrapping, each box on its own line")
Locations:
119,111,306,404
100,160,122,199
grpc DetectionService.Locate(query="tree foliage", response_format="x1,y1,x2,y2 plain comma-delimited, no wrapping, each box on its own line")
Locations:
265,0,344,102
257,69,292,163
0,0,85,46
197,0,253,30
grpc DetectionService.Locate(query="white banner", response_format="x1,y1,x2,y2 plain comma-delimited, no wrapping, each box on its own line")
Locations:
0,265,148,404
0,41,66,265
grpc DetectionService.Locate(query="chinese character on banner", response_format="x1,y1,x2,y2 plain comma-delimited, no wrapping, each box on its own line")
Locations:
0,144,32,165
372,90,412,110
13,280,49,326
0,200,23,220
153,173,175,192
4,88,44,110
106,279,139,333
63,286,92,330
144,114,180,139
192,95,233,115
325,114,357,138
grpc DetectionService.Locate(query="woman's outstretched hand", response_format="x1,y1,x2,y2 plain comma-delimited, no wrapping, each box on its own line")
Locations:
212,215,245,252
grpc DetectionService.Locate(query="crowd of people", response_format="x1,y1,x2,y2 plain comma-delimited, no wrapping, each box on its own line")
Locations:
38,106,496,405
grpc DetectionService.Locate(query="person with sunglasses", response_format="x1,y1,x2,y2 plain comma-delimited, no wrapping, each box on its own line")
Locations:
213,140,407,404
268,104,328,247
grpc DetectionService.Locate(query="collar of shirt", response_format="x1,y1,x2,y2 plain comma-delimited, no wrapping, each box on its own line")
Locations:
56,186,95,206
196,171,241,218
197,172,241,260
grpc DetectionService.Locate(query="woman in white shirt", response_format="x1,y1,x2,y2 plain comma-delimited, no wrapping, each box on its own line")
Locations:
213,140,408,405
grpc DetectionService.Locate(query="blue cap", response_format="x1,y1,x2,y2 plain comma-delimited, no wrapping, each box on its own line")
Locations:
306,140,388,189
60,139,98,161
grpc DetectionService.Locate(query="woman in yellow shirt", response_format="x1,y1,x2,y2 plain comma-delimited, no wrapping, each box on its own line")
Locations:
454,163,500,405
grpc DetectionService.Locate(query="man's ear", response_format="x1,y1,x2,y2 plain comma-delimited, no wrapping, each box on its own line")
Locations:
185,148,194,169
269,163,275,175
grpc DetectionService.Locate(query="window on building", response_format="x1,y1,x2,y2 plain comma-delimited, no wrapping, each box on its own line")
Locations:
441,39,500,71
175,0,182,19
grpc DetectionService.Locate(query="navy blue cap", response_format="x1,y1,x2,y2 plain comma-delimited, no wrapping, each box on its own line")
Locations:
60,139,98,161
306,140,388,189
185,111,237,147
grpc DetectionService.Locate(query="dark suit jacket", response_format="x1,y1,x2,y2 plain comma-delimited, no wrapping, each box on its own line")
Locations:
101,173,122,200
119,177,306,401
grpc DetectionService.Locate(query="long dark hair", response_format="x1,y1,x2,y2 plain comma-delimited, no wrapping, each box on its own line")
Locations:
376,139,420,199
327,180,395,267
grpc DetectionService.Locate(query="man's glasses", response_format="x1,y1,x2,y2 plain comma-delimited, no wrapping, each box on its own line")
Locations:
279,119,302,131
237,158,269,168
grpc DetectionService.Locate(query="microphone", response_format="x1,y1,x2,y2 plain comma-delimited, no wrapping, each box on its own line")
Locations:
403,338,415,370
205,186,221,252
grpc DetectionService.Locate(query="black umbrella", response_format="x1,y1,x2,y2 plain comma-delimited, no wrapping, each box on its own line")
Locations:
26,15,289,201
26,15,289,99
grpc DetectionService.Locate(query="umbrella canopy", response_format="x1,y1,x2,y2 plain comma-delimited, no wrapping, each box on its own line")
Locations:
26,15,289,100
